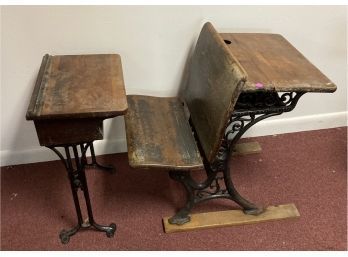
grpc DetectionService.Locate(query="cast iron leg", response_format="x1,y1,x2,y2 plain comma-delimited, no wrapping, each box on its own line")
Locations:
49,143,116,244
168,171,195,225
84,143,115,173
223,159,263,215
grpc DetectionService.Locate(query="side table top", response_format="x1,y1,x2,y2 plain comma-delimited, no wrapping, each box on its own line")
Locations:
26,54,128,120
220,33,337,93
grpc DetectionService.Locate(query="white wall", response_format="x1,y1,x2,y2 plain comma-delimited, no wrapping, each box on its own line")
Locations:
1,6,347,166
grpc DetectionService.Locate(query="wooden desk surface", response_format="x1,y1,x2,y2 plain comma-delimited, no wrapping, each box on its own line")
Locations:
220,33,336,93
26,54,127,120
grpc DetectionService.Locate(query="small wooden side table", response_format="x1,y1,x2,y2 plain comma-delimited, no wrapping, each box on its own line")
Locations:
26,54,127,243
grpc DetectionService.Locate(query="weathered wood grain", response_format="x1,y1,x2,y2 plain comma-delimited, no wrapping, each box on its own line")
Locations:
26,54,127,120
183,22,247,163
34,119,103,146
163,203,300,233
125,95,203,170
220,33,336,93
26,54,128,146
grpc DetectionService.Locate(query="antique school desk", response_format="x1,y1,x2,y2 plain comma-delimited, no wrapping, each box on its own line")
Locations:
124,23,337,232
26,54,127,243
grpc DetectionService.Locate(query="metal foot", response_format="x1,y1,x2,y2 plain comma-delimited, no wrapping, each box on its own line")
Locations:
59,225,79,244
243,207,264,215
93,222,117,238
59,222,116,243
168,170,195,225
168,211,191,225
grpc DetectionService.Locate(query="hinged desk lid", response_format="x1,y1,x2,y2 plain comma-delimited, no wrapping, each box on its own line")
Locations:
26,54,127,120
220,33,336,93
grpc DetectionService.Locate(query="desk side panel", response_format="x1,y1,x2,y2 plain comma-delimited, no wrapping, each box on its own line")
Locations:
34,119,103,146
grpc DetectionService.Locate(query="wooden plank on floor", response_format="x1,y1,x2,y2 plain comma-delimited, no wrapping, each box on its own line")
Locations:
232,142,262,156
163,203,299,233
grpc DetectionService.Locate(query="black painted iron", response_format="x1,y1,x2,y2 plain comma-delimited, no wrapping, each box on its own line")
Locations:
168,91,305,225
48,142,116,244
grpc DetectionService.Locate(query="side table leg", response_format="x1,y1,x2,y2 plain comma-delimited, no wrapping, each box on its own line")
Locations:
84,142,115,173
75,145,116,237
48,144,116,244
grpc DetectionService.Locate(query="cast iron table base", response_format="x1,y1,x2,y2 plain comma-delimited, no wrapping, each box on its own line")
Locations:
48,142,116,244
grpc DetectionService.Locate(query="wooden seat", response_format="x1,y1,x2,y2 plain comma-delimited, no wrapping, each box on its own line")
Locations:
125,95,203,170
125,22,246,172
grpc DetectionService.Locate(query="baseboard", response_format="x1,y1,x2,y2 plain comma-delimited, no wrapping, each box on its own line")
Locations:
0,139,128,167
242,111,347,137
1,111,346,167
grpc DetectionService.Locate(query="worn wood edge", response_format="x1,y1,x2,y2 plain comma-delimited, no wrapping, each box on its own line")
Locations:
26,54,51,120
232,141,262,156
207,79,246,163
29,109,128,120
204,22,248,163
243,82,337,93
163,203,300,233
207,23,248,80
125,142,260,170
128,156,204,172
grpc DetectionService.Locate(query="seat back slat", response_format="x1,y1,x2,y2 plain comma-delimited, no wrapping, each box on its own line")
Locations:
183,22,247,163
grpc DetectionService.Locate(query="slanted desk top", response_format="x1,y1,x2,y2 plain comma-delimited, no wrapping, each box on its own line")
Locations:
26,54,128,146
220,33,336,93
26,54,127,120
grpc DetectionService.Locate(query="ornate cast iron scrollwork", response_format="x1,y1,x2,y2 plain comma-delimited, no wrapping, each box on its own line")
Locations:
235,91,304,112
227,91,305,147
168,91,305,225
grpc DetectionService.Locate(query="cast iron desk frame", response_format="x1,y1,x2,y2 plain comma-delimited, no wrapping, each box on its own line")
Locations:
26,54,128,244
